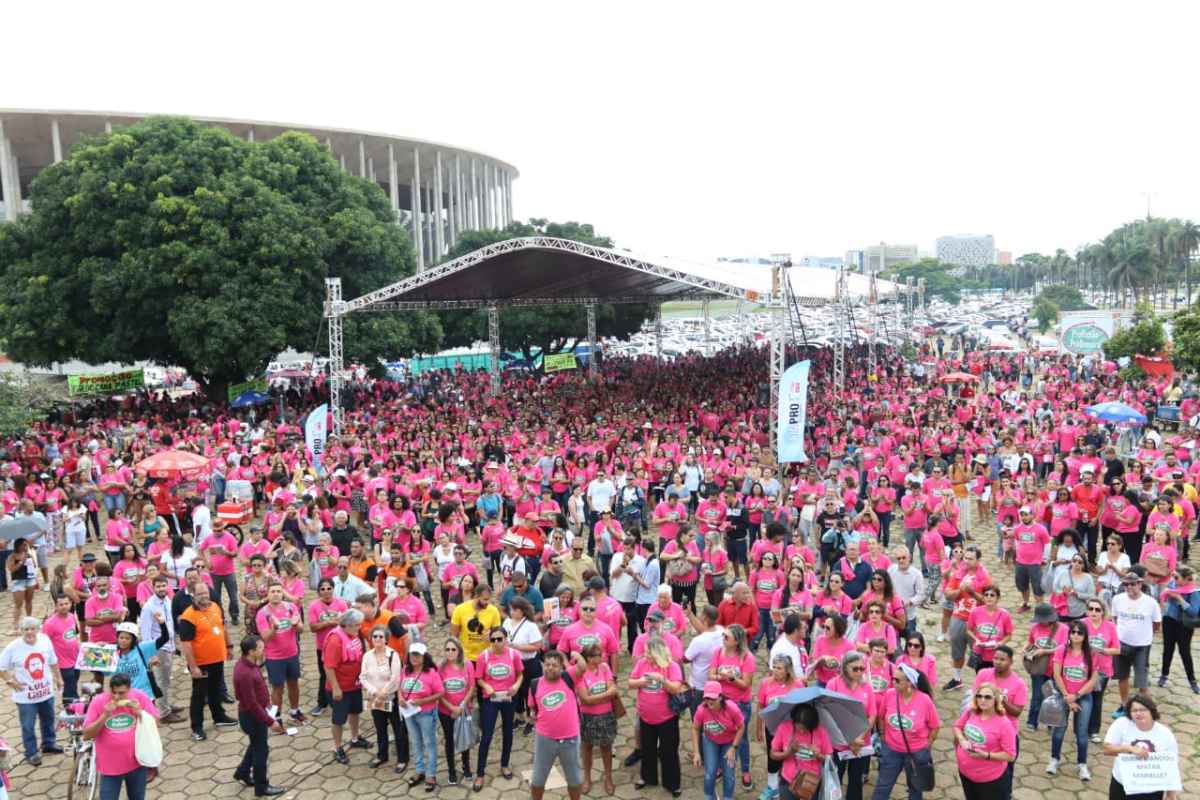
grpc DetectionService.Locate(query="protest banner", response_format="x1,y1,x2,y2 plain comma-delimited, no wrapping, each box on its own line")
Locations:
67,368,144,396
544,353,578,373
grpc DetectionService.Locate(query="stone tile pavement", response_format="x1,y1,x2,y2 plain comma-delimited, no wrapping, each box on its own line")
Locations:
2,511,1196,799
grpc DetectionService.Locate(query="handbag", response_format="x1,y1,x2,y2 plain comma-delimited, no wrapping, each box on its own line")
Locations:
1039,685,1067,729
136,646,163,700
453,708,480,753
820,755,844,800
411,562,430,593
895,693,935,791
666,555,693,581
785,728,822,800
611,691,627,720
667,686,691,716
134,710,164,768
308,558,321,591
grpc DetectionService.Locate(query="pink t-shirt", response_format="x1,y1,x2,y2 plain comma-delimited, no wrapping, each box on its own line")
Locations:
879,688,940,752
477,646,523,695
84,591,126,643
750,568,784,609
256,601,301,660
825,675,877,748
113,559,146,599
896,653,937,688
972,667,1029,735
771,720,831,781
574,662,616,715
42,611,81,669
1027,622,1068,676
200,532,239,576
84,689,158,776
955,710,1016,783
533,674,580,738
1085,618,1119,676
559,620,619,660
306,598,349,650
631,657,683,725
756,678,796,719
695,699,744,745
1012,523,1050,566
438,661,476,714
810,634,855,685
104,519,133,551
312,546,340,581
1053,646,1098,695
238,539,272,574
710,649,756,702
853,620,898,654
632,630,684,662
966,606,1013,655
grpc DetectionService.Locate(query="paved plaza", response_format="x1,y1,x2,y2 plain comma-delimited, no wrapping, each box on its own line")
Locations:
3,509,1196,800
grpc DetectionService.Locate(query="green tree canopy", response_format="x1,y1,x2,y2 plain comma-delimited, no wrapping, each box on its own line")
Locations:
1032,296,1059,333
1036,285,1089,311
1102,316,1165,361
0,116,441,401
1171,305,1200,375
438,220,653,358
880,258,965,304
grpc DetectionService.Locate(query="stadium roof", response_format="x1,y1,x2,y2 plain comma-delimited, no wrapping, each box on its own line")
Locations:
345,236,899,312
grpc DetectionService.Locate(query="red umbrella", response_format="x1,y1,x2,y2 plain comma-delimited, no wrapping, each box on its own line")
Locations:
136,449,211,479
939,372,980,384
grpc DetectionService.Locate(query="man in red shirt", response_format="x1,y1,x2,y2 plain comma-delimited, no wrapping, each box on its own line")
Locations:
715,582,758,642
1070,467,1104,564
233,636,285,796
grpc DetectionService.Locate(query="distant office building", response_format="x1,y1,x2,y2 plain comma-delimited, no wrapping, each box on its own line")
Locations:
995,250,1012,266
799,256,844,269
846,243,918,274
936,234,995,268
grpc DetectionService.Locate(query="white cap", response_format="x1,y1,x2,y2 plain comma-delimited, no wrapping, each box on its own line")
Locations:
115,622,140,638
1019,505,1032,514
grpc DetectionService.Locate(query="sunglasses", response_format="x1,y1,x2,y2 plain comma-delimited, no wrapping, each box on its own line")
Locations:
580,607,596,613
869,609,882,615
848,666,864,673
977,694,995,701
490,637,505,643
444,646,458,652
371,634,386,639
1088,606,1104,612
906,642,922,649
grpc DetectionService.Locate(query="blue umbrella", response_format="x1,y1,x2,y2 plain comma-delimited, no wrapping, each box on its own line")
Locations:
231,390,271,408
759,686,870,747
1085,401,1147,425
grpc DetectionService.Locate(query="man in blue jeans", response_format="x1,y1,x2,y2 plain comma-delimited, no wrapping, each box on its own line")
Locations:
0,616,64,765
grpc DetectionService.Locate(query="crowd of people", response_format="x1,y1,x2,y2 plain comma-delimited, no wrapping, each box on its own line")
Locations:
0,337,1192,800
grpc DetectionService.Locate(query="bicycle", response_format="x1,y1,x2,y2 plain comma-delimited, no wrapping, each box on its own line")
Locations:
59,682,102,800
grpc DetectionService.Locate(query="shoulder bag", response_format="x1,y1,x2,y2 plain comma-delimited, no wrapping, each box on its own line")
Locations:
136,646,163,700
134,710,164,768
895,692,935,791
786,727,823,800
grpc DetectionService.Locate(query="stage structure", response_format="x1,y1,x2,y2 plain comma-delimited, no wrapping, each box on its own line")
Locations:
324,237,901,448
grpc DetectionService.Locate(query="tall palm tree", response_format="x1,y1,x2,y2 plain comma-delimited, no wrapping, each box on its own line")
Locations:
1107,237,1151,308
1171,220,1200,307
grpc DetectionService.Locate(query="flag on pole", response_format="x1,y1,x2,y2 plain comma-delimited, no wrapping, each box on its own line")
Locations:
776,361,810,463
305,403,328,476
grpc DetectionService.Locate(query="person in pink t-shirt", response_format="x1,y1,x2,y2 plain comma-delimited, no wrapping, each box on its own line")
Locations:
691,680,745,800
571,644,618,795
769,705,831,788
627,638,685,794
83,569,127,644
873,665,940,800
806,613,856,686
954,682,1017,796
256,584,304,723
81,675,159,789
306,580,349,715
475,628,524,786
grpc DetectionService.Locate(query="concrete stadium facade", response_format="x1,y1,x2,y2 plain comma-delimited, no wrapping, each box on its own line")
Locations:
0,109,518,270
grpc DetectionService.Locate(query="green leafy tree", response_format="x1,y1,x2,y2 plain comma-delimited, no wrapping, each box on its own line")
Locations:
1037,285,1089,311
0,117,441,401
0,374,66,437
1032,297,1060,333
880,259,966,304
438,221,653,359
1171,305,1200,374
1102,316,1165,361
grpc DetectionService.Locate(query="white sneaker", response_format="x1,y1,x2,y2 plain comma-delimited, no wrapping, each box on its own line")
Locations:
1078,764,1091,782
1046,758,1059,775
936,634,947,643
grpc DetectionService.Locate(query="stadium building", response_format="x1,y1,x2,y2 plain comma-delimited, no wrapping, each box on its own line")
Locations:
0,109,518,270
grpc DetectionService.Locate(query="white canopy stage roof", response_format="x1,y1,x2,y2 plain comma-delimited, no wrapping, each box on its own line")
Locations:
325,236,910,444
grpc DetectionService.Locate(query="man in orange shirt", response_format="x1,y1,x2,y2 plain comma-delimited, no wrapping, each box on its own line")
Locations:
354,592,406,659
347,539,377,583
178,584,238,740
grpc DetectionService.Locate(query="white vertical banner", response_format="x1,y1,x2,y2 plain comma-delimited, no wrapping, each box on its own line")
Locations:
777,360,810,464
305,403,328,476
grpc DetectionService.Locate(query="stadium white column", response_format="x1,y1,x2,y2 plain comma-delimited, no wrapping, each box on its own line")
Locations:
388,144,399,214
339,153,346,171
488,305,501,397
654,304,663,363
703,299,712,356
470,159,478,230
412,149,424,271
368,157,375,182
505,171,514,225
359,139,366,177
447,157,458,248
434,151,444,261
481,163,490,228
51,118,63,163
0,122,16,222
104,120,112,134
587,304,598,377
454,155,463,234
247,127,255,142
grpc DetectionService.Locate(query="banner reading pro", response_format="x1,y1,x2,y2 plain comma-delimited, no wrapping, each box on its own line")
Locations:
67,368,144,396
776,360,810,463
305,404,328,476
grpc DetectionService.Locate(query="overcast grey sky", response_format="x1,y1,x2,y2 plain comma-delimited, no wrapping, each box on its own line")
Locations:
7,2,1198,263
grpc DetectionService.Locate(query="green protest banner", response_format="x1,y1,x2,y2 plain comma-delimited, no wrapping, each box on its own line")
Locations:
67,368,145,396
543,353,578,373
227,378,268,402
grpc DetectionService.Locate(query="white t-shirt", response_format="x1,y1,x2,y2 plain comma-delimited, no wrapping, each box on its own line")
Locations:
0,634,58,704
502,616,543,661
1096,552,1131,591
586,480,616,513
1111,591,1161,647
769,635,807,680
684,628,724,690
1103,717,1181,790
160,547,198,585
192,504,212,541
609,553,644,603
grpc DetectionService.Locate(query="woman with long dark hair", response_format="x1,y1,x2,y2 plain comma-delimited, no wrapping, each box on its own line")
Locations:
768,701,831,800
1047,621,1099,780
